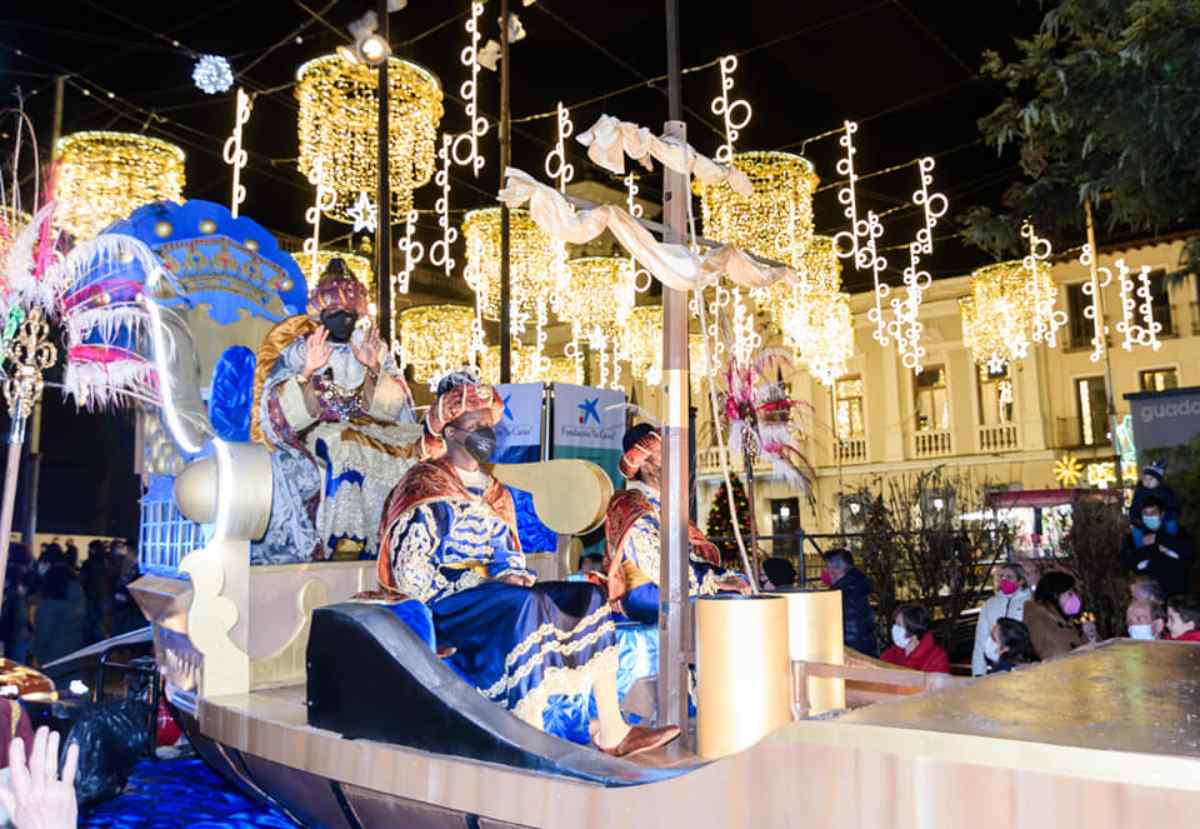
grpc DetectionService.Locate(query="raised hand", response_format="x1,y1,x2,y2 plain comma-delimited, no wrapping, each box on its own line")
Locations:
303,326,333,379
351,325,382,372
0,726,80,829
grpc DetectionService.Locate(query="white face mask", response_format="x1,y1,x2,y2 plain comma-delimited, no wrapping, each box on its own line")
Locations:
983,637,1002,663
1128,624,1155,641
891,623,910,649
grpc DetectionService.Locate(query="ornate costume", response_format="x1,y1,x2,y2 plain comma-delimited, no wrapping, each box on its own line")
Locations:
378,378,619,732
251,260,421,564
604,426,744,624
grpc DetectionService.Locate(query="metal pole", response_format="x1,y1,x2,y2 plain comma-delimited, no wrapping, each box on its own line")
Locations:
657,0,690,738
1083,200,1123,483
499,0,512,383
743,452,760,585
375,0,393,345
0,419,26,613
17,75,63,555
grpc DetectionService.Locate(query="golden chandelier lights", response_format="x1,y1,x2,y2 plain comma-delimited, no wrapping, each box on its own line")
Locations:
462,207,557,326
960,261,1032,372
481,345,576,385
55,131,186,240
695,150,819,268
764,237,853,386
397,304,474,386
295,54,444,224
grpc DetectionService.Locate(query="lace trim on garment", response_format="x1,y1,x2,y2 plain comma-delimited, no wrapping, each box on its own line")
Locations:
497,603,613,675
510,645,619,730
482,613,616,700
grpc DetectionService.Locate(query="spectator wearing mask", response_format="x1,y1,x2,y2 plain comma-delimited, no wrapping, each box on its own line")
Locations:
1126,597,1166,641
881,604,949,674
1121,495,1195,597
971,563,1032,676
985,618,1039,673
1164,594,1200,643
1129,575,1166,606
1022,571,1086,660
820,548,878,657
1129,460,1178,532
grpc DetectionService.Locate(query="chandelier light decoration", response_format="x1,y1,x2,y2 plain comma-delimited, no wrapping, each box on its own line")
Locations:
450,1,489,176
222,88,253,219
888,157,948,374
831,120,890,347
960,261,1031,372
623,305,662,386
55,131,186,240
1022,221,1066,348
462,207,556,344
397,304,474,387
295,54,443,224
555,257,631,390
429,134,458,278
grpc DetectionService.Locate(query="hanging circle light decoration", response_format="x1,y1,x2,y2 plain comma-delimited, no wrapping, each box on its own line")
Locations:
695,150,819,267
295,54,443,225
397,304,474,386
55,131,186,240
462,207,557,324
960,260,1033,372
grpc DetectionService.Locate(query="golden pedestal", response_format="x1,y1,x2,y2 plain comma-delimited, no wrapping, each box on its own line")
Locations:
696,595,792,759
778,588,845,716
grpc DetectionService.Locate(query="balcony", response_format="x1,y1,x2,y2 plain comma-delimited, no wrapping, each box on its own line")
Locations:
912,430,952,459
1055,416,1109,450
833,437,868,465
696,446,772,476
977,423,1019,453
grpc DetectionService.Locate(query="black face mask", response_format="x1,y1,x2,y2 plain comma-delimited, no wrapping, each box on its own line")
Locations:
451,425,497,464
322,311,358,343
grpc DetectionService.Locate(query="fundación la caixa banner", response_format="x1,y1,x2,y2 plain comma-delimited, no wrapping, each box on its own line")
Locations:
550,383,626,489
492,383,545,464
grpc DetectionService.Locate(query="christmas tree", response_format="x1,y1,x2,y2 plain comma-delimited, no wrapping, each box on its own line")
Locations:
705,475,753,565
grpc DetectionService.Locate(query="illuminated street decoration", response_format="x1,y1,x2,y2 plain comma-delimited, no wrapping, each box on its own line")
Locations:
222,88,252,219
450,2,489,176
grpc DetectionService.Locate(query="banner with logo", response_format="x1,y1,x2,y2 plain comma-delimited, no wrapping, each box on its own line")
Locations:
551,383,626,488
1126,386,1200,465
492,383,544,464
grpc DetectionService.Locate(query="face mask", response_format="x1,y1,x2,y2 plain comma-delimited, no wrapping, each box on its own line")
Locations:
1142,515,1162,531
820,570,833,587
983,637,1002,663
1060,593,1082,617
322,311,358,343
1128,624,1155,641
890,624,910,649
999,579,1019,596
451,425,497,464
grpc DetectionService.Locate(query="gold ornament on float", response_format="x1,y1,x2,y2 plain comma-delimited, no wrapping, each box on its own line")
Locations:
55,131,186,240
396,304,474,385
295,54,443,225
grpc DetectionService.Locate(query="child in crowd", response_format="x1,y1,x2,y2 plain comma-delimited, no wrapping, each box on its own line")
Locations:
985,618,1039,673
1126,597,1166,640
881,604,950,674
1165,594,1200,642
1130,461,1179,532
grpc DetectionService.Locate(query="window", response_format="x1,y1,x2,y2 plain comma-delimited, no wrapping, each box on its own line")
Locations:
833,376,864,440
915,365,950,432
1148,269,1174,336
977,363,1014,425
770,497,800,557
1139,368,1179,392
1066,283,1091,349
1076,377,1108,446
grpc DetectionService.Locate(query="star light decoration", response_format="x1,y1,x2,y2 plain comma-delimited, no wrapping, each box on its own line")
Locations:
193,55,234,94
347,191,378,235
295,54,443,224
55,131,186,240
1054,454,1084,487
450,2,490,176
832,121,890,348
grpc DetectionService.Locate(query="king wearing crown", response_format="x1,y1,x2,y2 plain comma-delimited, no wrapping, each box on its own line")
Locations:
251,258,421,564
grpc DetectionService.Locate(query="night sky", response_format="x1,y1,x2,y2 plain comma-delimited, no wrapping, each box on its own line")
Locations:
0,1,1046,541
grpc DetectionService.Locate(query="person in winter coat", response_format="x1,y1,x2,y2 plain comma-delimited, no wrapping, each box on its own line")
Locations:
881,604,949,674
820,548,878,657
1125,597,1166,641
1120,494,1195,598
1022,571,1086,660
1164,594,1200,643
1129,460,1179,532
31,561,85,667
985,618,1039,674
971,563,1032,676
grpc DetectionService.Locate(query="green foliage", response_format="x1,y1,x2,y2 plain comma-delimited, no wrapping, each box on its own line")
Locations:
705,475,752,565
1162,432,1200,536
963,0,1200,275
1060,495,1128,639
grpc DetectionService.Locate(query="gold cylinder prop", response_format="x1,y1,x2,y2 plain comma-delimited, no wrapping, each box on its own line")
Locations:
696,595,792,758
778,588,845,716
56,131,186,240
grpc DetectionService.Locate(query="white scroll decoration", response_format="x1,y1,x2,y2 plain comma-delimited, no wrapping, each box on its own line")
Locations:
831,120,889,347
1023,222,1066,347
429,134,458,277
1116,258,1163,352
1077,244,1112,364
888,156,948,373
222,87,252,219
303,158,335,295
395,209,424,295
451,1,489,176
710,55,752,165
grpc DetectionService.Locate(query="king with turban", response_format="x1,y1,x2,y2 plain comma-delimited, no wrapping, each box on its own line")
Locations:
251,258,421,564
604,423,750,625
376,371,680,758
